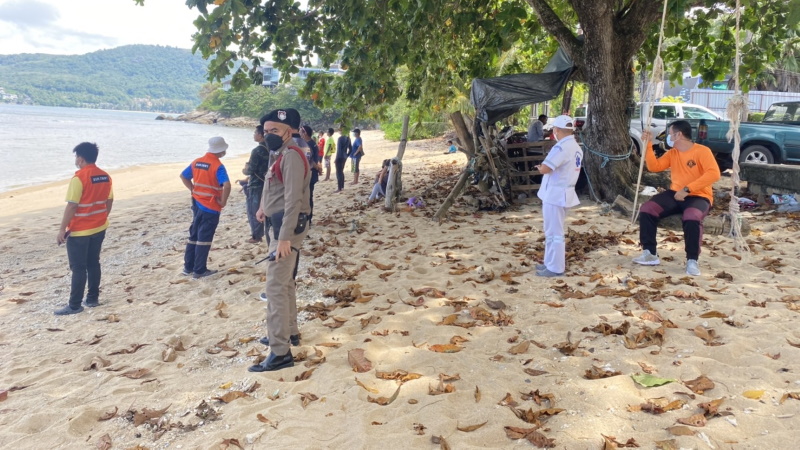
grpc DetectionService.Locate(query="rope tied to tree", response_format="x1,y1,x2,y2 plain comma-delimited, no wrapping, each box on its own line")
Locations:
631,0,669,224
725,0,751,256
584,139,635,168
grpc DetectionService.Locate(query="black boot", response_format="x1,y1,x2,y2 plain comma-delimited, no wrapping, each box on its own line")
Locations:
248,351,294,372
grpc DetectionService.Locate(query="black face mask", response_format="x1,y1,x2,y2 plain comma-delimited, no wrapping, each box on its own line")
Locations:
265,133,284,151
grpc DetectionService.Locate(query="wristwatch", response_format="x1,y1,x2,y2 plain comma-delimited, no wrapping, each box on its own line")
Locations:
683,187,690,193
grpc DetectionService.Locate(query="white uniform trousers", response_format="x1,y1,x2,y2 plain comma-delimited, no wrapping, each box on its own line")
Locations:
542,202,568,274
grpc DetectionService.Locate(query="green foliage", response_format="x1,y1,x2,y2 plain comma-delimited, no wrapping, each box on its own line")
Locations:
748,112,765,122
659,96,684,103
0,45,209,112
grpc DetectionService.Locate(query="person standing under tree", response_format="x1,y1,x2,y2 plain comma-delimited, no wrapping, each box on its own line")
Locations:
301,124,322,222
334,126,351,192
350,128,364,185
633,121,721,276
249,108,311,372
55,142,113,315
180,137,232,279
243,125,270,243
323,128,336,181
534,115,583,277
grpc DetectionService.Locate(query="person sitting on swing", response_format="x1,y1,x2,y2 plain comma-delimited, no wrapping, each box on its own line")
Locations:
634,120,721,276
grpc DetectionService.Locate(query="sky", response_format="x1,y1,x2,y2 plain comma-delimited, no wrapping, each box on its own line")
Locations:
0,0,201,55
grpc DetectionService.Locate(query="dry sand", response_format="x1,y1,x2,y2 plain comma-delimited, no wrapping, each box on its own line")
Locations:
1,130,799,449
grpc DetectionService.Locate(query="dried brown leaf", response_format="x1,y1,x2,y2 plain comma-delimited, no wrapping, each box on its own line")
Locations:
677,413,707,427
367,384,401,405
457,421,487,432
508,340,531,355
98,406,118,421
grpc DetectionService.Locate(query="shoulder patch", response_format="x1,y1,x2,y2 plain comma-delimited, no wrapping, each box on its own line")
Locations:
195,162,210,170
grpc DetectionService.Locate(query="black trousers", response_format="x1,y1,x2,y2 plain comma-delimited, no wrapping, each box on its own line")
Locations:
67,230,106,309
335,158,346,190
639,190,710,261
184,203,220,274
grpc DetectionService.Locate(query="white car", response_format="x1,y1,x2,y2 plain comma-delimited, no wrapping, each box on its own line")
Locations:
630,102,722,153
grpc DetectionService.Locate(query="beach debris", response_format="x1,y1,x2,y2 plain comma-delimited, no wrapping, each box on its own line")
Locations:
360,315,382,329
583,321,630,336
347,348,372,373
256,413,279,428
676,413,707,427
601,435,639,448
521,390,555,407
96,434,112,450
109,343,149,355
780,392,800,404
295,368,315,382
213,391,249,404
508,340,530,355
655,439,679,450
554,332,581,356
162,348,177,362
98,406,118,421
323,317,347,329
126,405,170,426
630,397,685,414
584,366,622,380
195,400,220,421
370,260,394,270
0,391,7,402
683,375,715,395
409,287,447,298
120,368,151,379
699,310,728,319
430,435,451,449
429,375,456,396
219,438,244,450
83,356,111,371
631,374,676,388
375,370,422,383
743,390,765,400
475,386,481,403
367,385,401,406
429,344,462,353
666,426,696,436
355,377,379,394
484,299,506,309
693,325,723,346
413,422,426,435
299,392,319,409
402,297,426,308
524,368,548,377
623,326,665,349
504,425,555,448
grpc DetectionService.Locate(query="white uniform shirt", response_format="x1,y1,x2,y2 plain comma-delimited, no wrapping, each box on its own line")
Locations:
537,134,582,207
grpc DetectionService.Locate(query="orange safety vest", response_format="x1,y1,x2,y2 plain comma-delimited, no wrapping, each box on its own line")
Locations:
69,164,112,233
191,153,224,212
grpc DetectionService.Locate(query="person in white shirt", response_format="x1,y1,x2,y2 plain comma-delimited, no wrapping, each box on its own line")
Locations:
534,115,583,277
527,114,547,142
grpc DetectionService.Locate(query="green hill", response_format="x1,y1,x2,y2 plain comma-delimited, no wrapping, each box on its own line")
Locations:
0,45,209,113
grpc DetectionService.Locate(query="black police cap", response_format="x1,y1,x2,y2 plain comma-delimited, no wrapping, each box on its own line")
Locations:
260,108,301,129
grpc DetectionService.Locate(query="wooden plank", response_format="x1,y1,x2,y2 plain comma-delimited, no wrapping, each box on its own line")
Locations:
511,170,543,176
511,184,541,191
506,141,555,150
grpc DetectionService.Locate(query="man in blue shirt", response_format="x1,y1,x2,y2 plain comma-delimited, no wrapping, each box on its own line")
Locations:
350,128,364,185
179,137,231,278
528,114,547,142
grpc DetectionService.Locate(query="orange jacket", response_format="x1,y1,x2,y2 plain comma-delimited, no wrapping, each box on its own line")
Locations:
191,153,224,212
645,142,721,204
69,164,112,233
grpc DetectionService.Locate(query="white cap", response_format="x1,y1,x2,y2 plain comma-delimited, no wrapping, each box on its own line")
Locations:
552,115,575,130
207,136,229,154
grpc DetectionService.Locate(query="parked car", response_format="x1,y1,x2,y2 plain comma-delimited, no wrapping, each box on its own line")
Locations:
656,101,800,166
630,102,722,153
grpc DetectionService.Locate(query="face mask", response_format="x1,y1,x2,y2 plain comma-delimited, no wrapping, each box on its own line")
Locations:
666,134,674,147
265,133,285,152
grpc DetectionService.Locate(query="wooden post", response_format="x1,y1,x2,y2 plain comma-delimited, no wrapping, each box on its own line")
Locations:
385,116,409,211
450,111,476,158
433,168,472,222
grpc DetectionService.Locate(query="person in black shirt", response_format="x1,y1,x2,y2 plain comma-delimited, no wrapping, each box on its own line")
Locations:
300,124,322,222
334,127,351,192
242,125,270,243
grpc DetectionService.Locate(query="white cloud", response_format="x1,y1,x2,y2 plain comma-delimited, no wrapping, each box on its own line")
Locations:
0,0,200,55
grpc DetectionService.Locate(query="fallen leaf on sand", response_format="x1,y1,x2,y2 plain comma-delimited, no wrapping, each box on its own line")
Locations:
429,344,462,353
655,439,679,450
504,426,556,448
348,348,372,373
120,368,151,379
220,438,244,450
457,421,487,432
779,392,800,404
677,413,707,427
475,385,481,403
356,378,379,394
212,391,249,403
431,435,451,449
485,299,506,309
98,407,118,421
666,426,696,436
743,390,765,400
683,375,715,395
96,434,112,450
508,340,530,355
602,435,639,448
699,310,728,319
375,370,423,383
631,374,676,387
584,366,622,380
367,385,401,405
524,368,548,377
410,287,447,298
299,392,319,409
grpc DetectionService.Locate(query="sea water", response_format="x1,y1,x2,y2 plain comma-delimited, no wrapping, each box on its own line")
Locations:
0,104,258,192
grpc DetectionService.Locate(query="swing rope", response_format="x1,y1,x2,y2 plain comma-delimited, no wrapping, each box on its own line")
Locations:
725,0,751,255
631,0,669,224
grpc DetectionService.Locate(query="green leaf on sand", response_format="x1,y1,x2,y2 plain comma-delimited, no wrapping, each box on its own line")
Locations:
631,374,676,387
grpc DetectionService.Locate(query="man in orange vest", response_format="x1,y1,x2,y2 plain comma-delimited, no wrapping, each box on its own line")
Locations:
55,142,113,315
249,108,311,372
180,137,232,278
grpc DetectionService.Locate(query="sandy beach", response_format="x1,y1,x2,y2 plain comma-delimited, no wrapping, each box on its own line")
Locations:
1,130,799,449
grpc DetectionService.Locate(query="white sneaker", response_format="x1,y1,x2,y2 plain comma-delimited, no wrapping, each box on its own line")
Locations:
259,292,268,302
632,250,660,266
686,259,701,276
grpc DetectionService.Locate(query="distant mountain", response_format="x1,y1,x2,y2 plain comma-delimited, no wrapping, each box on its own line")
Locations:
0,45,210,113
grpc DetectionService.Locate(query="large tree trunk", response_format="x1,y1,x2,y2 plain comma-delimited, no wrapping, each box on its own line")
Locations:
526,0,664,202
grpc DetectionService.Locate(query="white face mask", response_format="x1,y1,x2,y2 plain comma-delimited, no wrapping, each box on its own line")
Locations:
666,134,675,147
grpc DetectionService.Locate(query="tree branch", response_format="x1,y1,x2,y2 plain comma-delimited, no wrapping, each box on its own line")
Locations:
616,0,665,57
525,0,582,60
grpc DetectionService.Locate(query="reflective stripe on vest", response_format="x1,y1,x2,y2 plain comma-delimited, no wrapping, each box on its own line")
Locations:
191,153,224,212
272,146,310,183
68,164,112,233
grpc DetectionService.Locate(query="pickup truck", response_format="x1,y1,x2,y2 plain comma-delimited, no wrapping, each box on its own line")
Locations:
652,101,800,167
630,102,722,153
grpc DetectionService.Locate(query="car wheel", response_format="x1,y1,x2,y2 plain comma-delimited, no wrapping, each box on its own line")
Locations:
739,145,774,164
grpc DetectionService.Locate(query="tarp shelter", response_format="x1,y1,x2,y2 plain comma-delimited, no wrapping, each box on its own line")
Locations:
470,46,575,123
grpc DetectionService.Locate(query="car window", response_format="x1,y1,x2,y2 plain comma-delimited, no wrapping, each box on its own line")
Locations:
653,106,676,120
683,106,718,120
764,104,800,122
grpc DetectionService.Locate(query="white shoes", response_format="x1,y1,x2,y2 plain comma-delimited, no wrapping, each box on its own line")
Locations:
632,250,660,266
686,259,701,276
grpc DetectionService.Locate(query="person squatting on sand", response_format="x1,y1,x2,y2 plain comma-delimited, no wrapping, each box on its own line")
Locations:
249,108,312,372
634,120,721,276
368,159,391,204
180,137,231,279
55,142,114,315
243,125,270,243
534,115,583,278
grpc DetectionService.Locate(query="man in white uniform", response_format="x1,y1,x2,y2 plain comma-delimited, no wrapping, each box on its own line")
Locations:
535,115,583,277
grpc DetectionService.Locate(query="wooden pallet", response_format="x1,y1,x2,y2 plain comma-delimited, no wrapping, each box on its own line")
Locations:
505,140,554,196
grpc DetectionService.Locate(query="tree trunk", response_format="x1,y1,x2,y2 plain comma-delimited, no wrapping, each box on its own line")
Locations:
384,115,409,211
